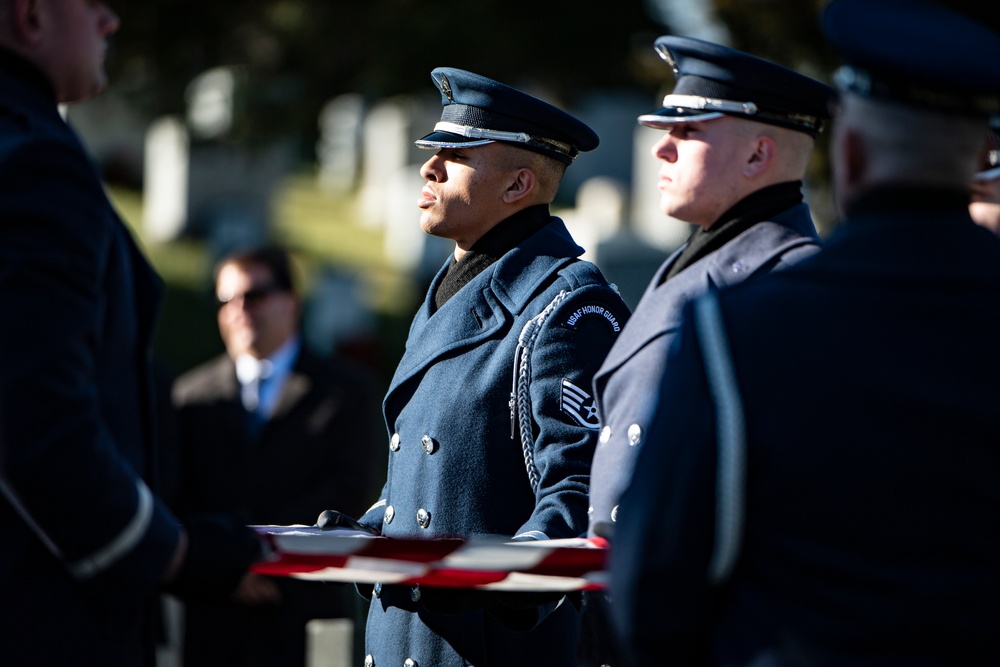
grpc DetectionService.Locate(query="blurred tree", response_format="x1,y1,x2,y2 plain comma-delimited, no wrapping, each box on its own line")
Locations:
104,0,851,167
108,0,665,152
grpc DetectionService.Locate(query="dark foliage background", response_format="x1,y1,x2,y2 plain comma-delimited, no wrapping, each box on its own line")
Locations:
103,0,845,154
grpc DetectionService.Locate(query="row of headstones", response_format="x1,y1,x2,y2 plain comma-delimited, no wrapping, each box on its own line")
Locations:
139,73,691,305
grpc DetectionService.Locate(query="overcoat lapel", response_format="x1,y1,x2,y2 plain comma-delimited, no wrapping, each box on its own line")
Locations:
386,260,509,395
597,208,818,378
385,219,583,399
596,245,686,377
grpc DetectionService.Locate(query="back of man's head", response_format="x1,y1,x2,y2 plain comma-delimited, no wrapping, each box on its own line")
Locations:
822,0,1000,206
838,94,986,190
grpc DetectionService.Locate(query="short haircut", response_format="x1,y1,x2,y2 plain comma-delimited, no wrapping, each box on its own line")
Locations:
495,144,568,203
214,245,297,294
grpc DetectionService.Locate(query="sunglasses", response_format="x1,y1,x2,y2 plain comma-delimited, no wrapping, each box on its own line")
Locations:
216,285,284,309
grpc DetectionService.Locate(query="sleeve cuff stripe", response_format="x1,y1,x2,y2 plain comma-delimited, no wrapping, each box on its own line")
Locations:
69,480,154,580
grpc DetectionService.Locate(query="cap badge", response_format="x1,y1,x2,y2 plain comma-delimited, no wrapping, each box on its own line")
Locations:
438,74,455,102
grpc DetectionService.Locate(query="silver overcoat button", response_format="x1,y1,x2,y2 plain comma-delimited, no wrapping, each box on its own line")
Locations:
404,660,418,667
364,655,374,667
390,433,401,452
383,505,395,524
611,505,619,522
421,435,437,454
373,582,382,599
627,423,642,446
599,425,612,444
416,508,431,529
410,585,421,602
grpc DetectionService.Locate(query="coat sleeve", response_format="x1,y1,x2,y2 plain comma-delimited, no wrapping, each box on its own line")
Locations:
0,136,181,610
512,282,630,540
610,301,721,666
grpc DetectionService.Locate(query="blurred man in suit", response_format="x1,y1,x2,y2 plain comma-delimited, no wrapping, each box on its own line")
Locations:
172,245,380,667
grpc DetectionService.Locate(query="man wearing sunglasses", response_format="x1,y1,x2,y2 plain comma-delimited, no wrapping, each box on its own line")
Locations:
170,245,381,667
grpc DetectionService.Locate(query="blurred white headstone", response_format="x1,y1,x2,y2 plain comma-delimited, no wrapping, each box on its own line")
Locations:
302,269,375,357
143,116,189,243
358,101,411,228
317,94,365,195
186,67,238,141
305,618,352,667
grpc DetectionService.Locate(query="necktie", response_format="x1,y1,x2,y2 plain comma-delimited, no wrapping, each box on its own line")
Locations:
245,376,267,438
241,364,272,438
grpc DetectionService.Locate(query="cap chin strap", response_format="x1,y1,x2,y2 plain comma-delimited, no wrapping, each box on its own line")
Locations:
662,94,760,116
426,121,578,160
433,121,531,144
835,65,1000,116
644,94,822,133
637,110,725,127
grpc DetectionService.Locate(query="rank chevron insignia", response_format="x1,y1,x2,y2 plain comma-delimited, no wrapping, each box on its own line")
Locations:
561,378,600,429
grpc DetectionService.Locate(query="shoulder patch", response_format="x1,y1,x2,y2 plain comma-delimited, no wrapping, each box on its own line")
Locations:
561,302,622,334
561,378,600,429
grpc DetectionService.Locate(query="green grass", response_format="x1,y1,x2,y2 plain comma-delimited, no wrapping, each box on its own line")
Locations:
107,170,423,376
108,169,419,315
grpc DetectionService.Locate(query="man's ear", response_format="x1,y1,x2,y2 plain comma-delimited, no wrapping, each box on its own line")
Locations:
502,168,537,204
743,135,776,177
9,0,43,45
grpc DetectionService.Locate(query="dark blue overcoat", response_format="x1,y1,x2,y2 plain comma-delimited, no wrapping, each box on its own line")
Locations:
359,217,630,667
588,204,820,535
613,189,1000,666
0,50,181,665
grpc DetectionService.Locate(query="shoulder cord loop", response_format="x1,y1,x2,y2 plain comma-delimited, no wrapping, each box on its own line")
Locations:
510,289,571,493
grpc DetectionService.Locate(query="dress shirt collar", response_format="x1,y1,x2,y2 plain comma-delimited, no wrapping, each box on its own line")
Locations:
235,336,300,385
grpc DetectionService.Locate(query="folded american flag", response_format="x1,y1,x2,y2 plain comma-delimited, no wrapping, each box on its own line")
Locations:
251,526,609,591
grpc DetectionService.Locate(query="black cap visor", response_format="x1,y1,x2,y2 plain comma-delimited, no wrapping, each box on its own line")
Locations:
637,107,726,128
415,131,494,150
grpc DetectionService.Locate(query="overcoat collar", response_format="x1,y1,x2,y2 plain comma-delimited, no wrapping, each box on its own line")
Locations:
598,204,818,377
386,217,583,394
0,47,57,115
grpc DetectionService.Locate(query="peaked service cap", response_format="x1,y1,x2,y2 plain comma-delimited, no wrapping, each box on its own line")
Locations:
822,0,1000,116
415,67,599,165
638,35,836,137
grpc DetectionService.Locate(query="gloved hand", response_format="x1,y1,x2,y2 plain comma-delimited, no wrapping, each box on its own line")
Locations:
314,509,380,535
590,520,615,542
161,513,267,603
